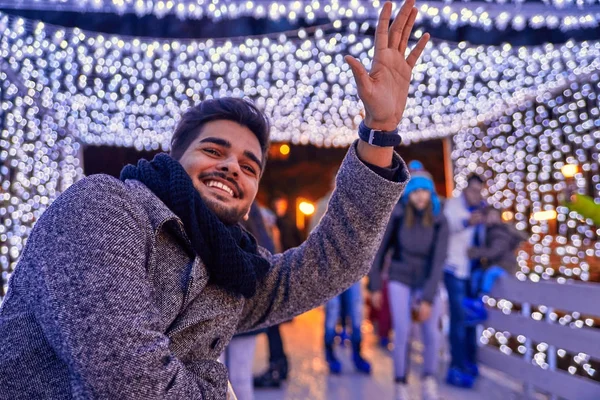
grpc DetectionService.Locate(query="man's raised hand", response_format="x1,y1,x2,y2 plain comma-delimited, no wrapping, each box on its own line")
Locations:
345,0,430,132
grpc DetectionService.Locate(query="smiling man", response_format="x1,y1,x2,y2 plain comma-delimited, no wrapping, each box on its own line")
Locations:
0,1,430,399
175,118,266,226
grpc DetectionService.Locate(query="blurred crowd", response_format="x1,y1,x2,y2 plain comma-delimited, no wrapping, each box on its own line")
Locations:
220,160,597,400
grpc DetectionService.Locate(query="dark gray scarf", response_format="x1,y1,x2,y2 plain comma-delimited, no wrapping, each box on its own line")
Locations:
120,153,270,298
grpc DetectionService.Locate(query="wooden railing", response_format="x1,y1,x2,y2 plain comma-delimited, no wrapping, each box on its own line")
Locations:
479,276,600,400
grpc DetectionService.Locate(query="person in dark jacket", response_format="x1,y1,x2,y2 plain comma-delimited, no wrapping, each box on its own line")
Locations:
252,194,300,388
0,3,429,398
460,208,528,328
467,208,528,293
311,186,372,375
468,208,526,274
370,160,449,400
221,201,277,400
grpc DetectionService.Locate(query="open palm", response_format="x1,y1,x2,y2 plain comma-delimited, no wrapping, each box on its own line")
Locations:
345,0,430,131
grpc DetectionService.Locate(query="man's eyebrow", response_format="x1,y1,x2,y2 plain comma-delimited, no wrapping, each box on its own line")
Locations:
198,137,232,148
244,150,263,171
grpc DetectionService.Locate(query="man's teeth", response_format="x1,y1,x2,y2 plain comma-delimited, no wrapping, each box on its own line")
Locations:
206,180,234,197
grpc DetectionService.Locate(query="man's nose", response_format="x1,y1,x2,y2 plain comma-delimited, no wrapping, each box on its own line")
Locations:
217,156,240,177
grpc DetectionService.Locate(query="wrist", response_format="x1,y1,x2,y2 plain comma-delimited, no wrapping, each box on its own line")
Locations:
356,140,394,168
364,116,399,132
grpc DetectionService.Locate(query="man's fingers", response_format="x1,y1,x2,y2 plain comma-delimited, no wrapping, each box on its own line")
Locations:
345,55,369,82
399,8,418,55
406,33,430,68
388,0,416,50
374,2,393,52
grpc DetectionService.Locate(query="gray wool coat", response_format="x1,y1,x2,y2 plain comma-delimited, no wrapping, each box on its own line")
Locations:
0,143,408,399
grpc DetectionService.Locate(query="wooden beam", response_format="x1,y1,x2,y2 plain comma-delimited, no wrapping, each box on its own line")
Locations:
479,346,600,400
485,309,600,359
489,276,600,317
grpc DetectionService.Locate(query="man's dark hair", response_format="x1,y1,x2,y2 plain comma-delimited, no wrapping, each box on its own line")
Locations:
170,98,270,167
466,173,484,186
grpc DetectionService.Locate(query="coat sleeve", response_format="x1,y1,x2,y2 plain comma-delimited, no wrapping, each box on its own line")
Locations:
28,175,227,399
421,215,450,304
236,142,409,333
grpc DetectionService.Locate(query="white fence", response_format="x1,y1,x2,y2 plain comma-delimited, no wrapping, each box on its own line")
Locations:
479,276,600,400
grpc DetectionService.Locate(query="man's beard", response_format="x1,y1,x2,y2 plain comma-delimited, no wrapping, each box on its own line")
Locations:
200,192,248,226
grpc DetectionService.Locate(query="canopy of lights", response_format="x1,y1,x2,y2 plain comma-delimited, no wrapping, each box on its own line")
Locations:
0,0,599,380
3,0,600,30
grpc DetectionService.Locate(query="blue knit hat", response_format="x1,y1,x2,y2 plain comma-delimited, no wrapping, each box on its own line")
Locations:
402,160,441,215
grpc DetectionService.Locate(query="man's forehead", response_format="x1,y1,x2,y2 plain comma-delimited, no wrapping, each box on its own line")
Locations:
198,122,262,153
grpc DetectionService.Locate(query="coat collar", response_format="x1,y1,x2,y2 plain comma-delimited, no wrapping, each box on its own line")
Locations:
122,178,196,258
123,178,180,230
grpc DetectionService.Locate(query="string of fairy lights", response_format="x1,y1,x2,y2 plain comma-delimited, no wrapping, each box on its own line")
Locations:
2,12,600,151
452,79,600,380
1,3,599,384
2,0,600,31
452,80,600,280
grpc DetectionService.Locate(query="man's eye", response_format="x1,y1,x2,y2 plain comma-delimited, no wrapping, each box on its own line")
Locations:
204,148,219,156
243,165,256,174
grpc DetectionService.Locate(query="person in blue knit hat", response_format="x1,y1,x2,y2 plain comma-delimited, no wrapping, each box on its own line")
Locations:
402,160,442,214
370,160,449,400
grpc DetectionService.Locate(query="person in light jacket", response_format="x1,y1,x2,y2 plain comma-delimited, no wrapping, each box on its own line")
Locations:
443,174,487,388
0,3,430,398
370,160,449,400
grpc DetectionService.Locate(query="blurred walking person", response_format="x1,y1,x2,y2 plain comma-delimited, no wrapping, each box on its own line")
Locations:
370,161,449,400
253,194,300,388
310,174,372,375
467,208,527,298
443,174,487,388
221,201,278,400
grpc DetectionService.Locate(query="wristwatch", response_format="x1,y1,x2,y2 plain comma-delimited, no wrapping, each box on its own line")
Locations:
358,121,402,147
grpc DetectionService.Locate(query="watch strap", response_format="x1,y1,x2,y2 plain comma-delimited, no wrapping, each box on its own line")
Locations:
358,121,402,147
